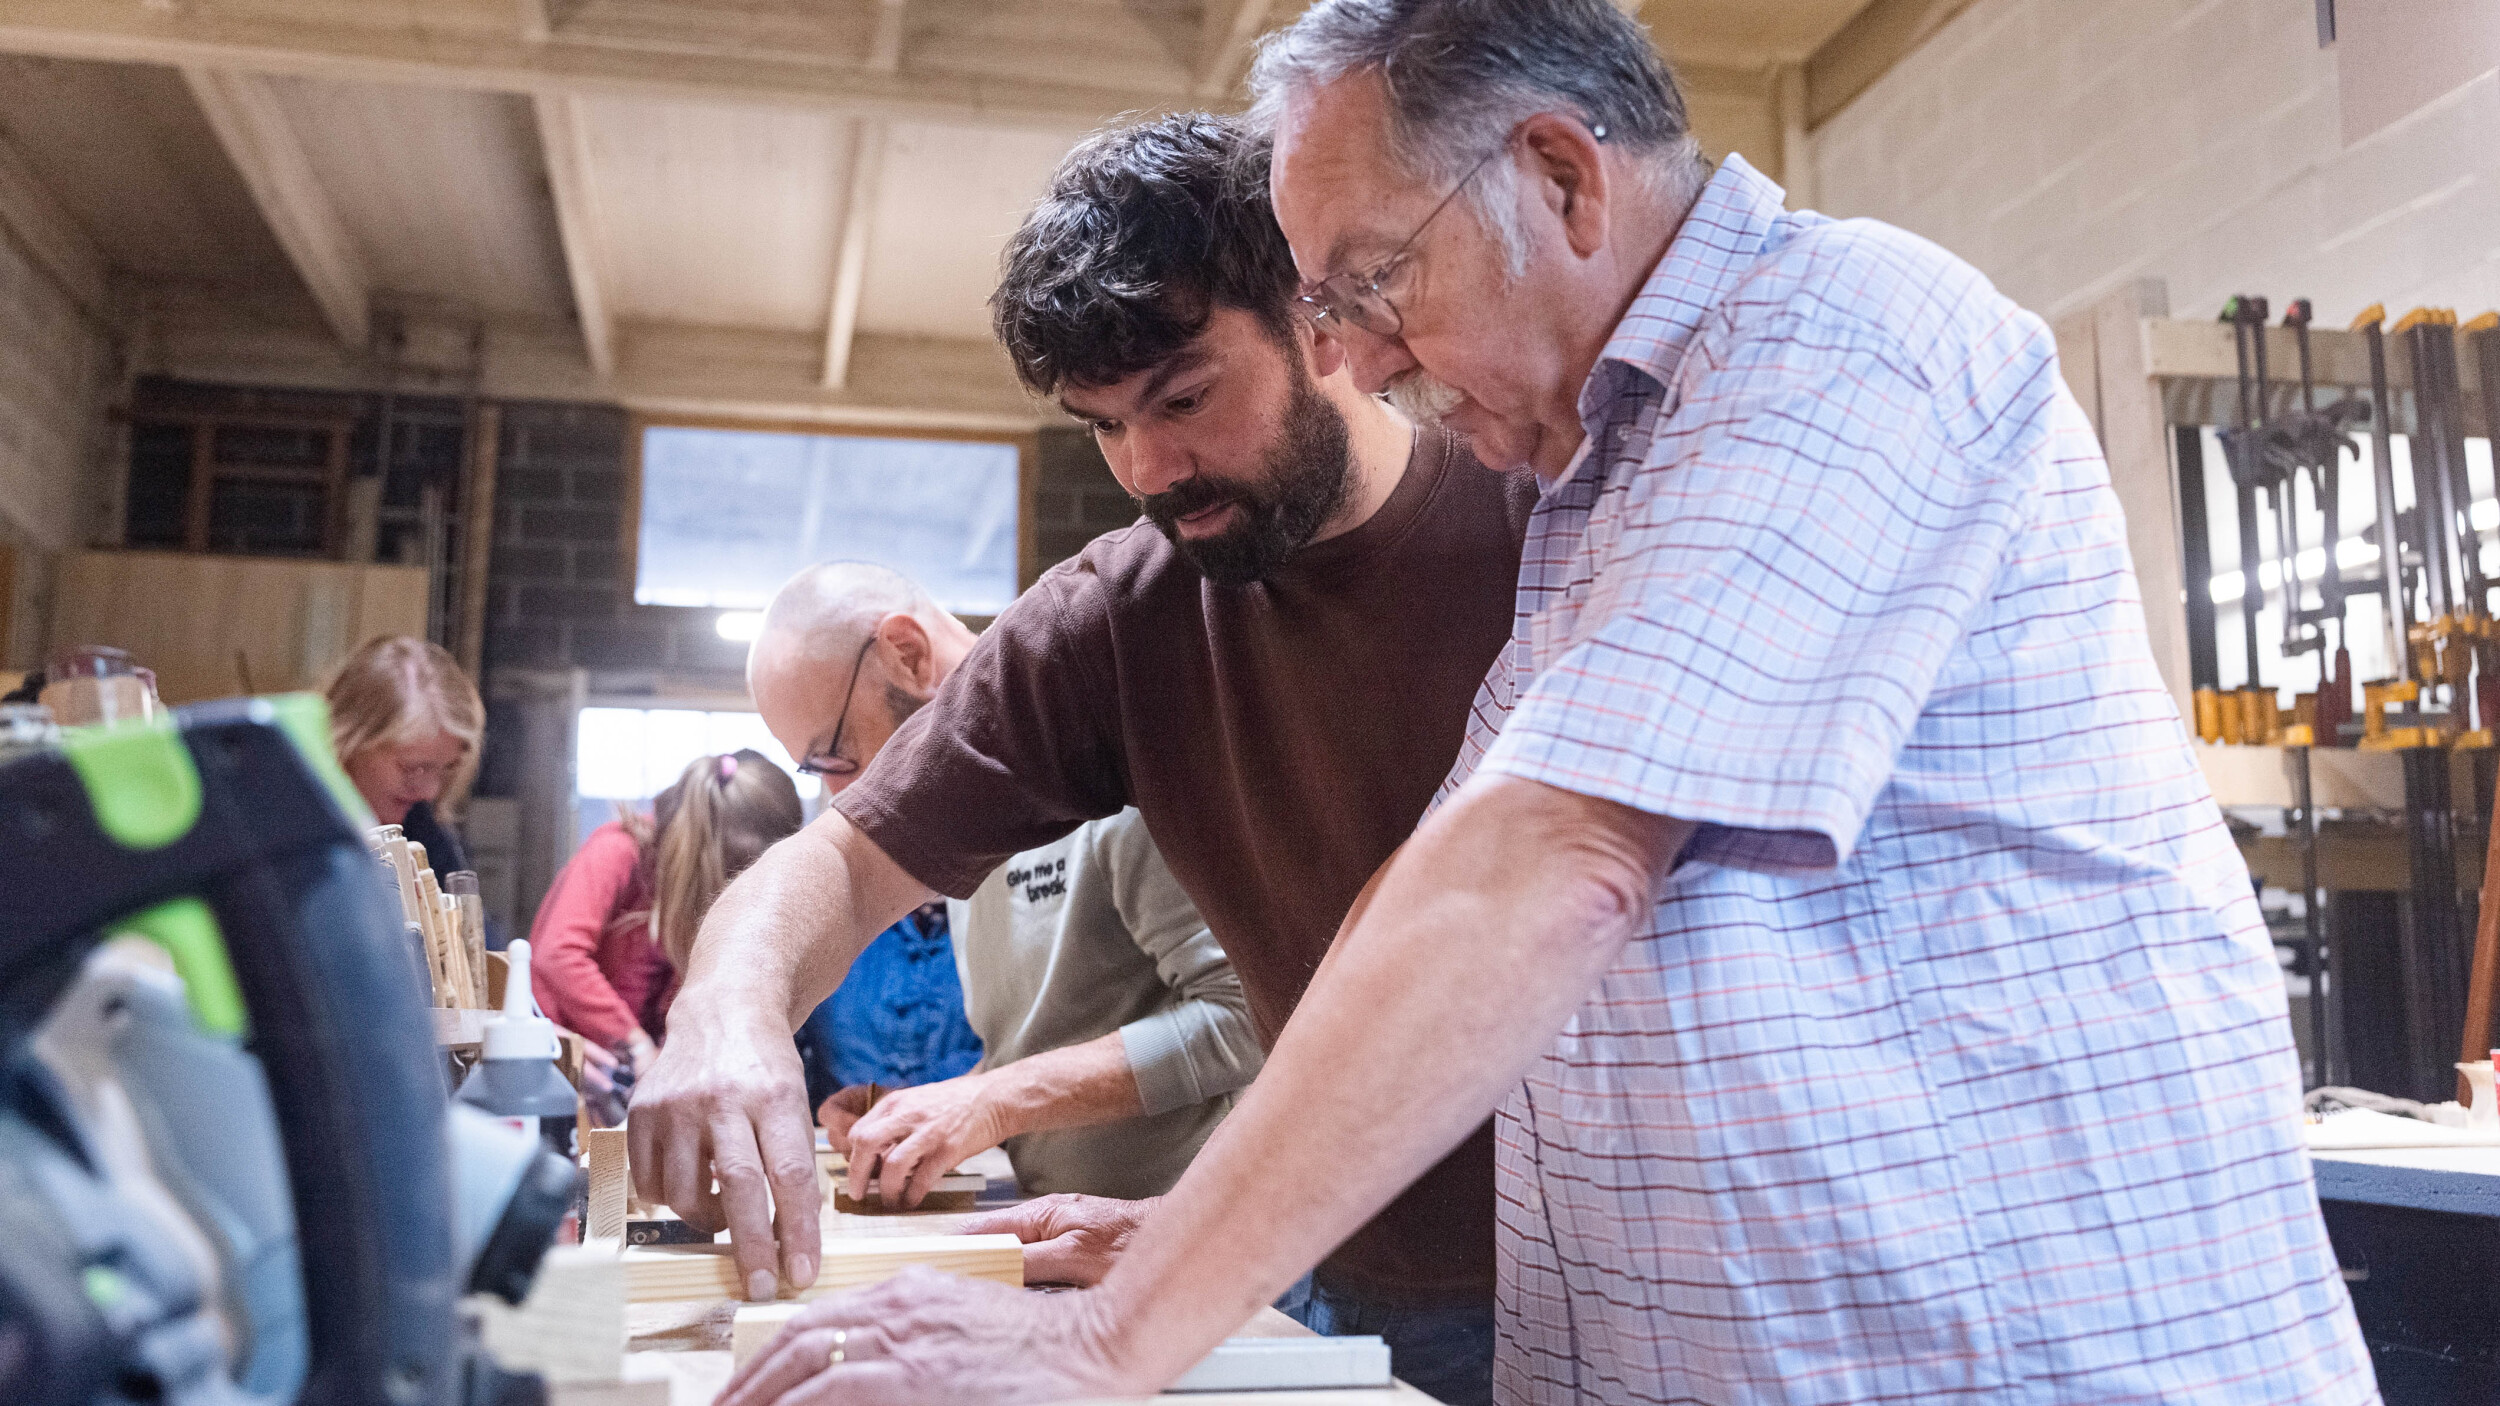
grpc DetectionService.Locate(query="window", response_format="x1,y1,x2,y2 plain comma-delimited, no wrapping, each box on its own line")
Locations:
573,706,816,851
632,423,1022,617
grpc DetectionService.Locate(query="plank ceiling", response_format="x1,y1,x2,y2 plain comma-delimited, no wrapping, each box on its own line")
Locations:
0,0,1884,426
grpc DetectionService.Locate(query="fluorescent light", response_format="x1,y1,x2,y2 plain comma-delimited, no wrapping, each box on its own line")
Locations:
715,610,764,642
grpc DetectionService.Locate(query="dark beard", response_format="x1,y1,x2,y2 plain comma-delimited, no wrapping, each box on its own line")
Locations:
1137,371,1353,587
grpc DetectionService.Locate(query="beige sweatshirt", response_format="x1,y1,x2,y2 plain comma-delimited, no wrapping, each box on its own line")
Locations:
947,807,1264,1199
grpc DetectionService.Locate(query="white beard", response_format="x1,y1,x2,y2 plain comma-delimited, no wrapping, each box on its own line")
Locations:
1384,371,1466,426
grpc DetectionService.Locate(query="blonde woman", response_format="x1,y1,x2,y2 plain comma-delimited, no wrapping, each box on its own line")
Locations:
526,751,802,1070
324,635,484,872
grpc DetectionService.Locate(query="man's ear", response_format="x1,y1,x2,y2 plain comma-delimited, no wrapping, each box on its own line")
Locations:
1298,313,1350,380
876,613,940,697
1517,111,1610,258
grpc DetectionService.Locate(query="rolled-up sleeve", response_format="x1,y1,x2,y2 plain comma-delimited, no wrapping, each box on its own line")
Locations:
1093,810,1264,1114
1478,315,2037,872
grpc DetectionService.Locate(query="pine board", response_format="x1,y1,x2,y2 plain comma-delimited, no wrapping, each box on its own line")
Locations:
621,1233,1023,1304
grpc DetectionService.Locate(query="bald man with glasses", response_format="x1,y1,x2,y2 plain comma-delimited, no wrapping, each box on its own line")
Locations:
746,563,985,1112
748,561,1264,1209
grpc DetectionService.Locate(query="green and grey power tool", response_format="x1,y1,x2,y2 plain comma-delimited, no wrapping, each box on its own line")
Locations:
0,695,578,1406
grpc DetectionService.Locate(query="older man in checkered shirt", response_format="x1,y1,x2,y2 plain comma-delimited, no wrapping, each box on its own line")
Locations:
713,2,2375,1402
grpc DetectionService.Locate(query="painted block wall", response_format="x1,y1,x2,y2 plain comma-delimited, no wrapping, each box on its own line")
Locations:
0,200,115,666
1809,0,2500,328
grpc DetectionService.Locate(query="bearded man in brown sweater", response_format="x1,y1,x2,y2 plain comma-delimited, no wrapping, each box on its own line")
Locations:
631,112,1533,1405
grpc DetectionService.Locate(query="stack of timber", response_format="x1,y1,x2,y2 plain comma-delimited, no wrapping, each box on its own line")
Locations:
368,823,488,1009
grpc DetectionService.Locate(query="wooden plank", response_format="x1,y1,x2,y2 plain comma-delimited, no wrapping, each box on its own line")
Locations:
2143,317,2490,437
534,94,616,379
46,550,427,706
0,123,107,320
621,1234,1023,1304
1804,0,1983,128
181,68,371,350
476,1241,625,1384
820,119,884,391
0,0,1192,132
585,1126,632,1241
429,1006,493,1050
1195,0,1273,99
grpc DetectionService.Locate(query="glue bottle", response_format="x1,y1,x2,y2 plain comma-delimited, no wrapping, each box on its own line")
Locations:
455,938,579,1159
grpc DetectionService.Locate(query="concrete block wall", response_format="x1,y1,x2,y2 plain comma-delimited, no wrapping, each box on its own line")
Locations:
1029,426,1140,583
0,207,116,667
1810,0,2500,328
482,401,749,682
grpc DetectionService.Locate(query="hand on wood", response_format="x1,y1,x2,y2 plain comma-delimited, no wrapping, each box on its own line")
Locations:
716,1267,1133,1406
627,1006,823,1301
958,1193,1156,1288
842,1074,1009,1210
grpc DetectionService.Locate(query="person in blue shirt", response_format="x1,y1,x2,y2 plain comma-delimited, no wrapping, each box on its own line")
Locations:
759,566,983,1108
794,899,980,1104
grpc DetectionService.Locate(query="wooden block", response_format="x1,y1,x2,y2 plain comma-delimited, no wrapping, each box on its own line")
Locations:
621,1233,1023,1304
485,950,509,1011
730,1302,808,1369
474,1242,624,1384
584,1126,630,1241
429,1006,491,1050
833,1177,983,1214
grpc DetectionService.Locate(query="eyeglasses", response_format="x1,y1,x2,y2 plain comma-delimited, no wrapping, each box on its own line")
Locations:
1294,120,1606,341
797,636,877,780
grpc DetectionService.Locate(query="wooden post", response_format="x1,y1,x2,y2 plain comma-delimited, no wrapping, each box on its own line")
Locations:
2088,279,2194,730
455,402,501,679
2462,770,2500,1102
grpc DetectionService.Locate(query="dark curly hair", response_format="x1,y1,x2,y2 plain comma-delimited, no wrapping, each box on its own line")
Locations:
991,112,1299,397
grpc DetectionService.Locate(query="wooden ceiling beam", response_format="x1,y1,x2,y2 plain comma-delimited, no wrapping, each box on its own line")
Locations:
1804,0,1981,129
1196,0,1273,100
181,68,370,349
0,0,1186,131
0,125,109,320
867,0,905,74
821,119,885,391
133,290,1047,431
532,92,616,378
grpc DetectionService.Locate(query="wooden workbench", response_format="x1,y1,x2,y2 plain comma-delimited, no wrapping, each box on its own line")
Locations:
615,1149,1441,1405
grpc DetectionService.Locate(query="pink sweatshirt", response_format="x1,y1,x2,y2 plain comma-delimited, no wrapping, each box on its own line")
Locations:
527,822,677,1047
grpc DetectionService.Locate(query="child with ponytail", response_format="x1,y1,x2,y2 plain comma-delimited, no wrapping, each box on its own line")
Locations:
528,750,803,1074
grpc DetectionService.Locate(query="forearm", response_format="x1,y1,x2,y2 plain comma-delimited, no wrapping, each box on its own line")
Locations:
674,810,936,1034
984,1031,1143,1140
1085,778,1687,1386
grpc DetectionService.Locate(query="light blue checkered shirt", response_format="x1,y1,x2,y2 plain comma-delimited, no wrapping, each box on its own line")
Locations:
1445,154,2374,1406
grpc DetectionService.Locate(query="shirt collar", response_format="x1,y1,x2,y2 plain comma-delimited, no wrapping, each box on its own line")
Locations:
1575,152,1789,426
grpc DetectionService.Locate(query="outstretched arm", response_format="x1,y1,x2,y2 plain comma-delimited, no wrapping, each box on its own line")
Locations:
628,809,935,1299
722,775,1688,1404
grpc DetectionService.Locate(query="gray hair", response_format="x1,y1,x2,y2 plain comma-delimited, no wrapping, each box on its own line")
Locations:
1246,0,1708,273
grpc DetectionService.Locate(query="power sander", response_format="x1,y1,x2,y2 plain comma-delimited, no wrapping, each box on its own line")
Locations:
0,694,580,1406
